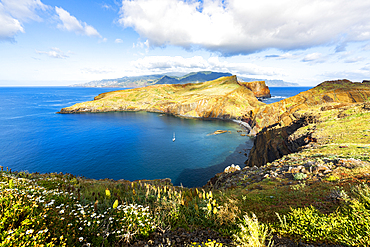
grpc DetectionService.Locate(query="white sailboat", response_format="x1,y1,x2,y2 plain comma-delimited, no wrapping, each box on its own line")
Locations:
172,132,176,142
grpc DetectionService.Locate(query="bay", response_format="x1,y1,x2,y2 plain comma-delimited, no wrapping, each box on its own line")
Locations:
0,86,310,187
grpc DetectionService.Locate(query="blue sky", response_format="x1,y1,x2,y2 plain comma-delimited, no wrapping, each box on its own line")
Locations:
1,0,370,86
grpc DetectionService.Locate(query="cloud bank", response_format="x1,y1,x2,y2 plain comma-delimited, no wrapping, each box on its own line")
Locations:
119,0,370,55
131,56,283,77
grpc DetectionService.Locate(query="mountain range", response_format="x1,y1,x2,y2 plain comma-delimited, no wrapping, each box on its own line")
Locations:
72,71,299,88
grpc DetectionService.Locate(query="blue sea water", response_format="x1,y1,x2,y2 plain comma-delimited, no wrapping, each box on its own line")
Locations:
0,86,310,187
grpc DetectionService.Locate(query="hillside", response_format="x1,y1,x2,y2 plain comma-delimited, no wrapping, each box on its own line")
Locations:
73,71,233,88
59,76,266,120
242,79,370,167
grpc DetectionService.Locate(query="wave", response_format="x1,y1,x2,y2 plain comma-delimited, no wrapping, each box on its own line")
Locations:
271,96,287,99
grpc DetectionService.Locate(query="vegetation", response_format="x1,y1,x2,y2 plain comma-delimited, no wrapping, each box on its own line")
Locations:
1,155,370,246
3,81,370,246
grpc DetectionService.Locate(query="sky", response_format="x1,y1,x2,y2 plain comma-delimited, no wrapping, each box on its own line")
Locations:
1,0,370,86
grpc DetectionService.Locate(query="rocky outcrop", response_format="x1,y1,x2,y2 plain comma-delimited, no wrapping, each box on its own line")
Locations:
245,79,370,133
245,113,318,167
206,155,367,190
240,81,271,98
59,76,265,120
244,80,370,168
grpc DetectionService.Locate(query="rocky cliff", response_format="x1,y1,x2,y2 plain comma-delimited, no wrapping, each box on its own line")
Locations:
245,79,370,133
59,76,265,120
245,79,370,167
239,81,271,98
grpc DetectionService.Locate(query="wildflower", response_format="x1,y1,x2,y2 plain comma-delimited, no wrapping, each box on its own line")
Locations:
79,237,84,242
113,199,118,209
26,229,34,235
79,227,83,230
59,209,64,214
105,188,111,198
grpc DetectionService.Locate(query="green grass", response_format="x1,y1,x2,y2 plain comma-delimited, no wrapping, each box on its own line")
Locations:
2,152,370,246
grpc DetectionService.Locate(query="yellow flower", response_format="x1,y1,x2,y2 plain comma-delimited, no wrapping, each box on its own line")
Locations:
213,207,218,214
113,200,118,209
105,189,111,198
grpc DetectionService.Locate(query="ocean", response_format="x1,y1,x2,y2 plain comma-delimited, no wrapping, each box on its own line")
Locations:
0,86,310,187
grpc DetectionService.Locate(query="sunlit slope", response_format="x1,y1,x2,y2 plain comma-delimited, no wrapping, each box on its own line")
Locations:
247,79,370,131
59,76,265,119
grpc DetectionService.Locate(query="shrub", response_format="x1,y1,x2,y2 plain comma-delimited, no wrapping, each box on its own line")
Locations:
233,213,273,247
293,173,307,181
276,184,370,246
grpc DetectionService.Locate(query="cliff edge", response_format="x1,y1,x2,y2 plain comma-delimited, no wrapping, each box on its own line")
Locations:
245,79,370,167
239,81,271,98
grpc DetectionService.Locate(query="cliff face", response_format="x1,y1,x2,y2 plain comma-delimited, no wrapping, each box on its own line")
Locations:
246,79,370,133
246,79,370,167
59,76,265,120
240,81,271,98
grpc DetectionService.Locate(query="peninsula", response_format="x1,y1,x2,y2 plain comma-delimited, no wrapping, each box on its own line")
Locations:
59,75,270,119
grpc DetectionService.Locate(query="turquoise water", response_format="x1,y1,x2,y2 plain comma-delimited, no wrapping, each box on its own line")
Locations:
0,86,310,187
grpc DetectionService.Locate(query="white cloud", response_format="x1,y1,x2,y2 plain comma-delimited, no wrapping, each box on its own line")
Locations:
36,47,69,59
322,70,370,82
344,56,364,63
55,7,101,38
0,0,48,41
132,39,149,53
302,53,325,63
265,53,297,59
115,38,123,43
102,3,112,10
131,55,283,77
119,0,370,56
1,0,49,22
0,4,24,41
81,67,113,74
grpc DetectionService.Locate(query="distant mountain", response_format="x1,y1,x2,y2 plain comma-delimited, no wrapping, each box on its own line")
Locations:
72,74,165,88
73,71,233,88
239,77,299,87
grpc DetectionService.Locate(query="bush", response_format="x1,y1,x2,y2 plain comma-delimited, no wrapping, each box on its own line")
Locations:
233,213,273,247
276,184,370,246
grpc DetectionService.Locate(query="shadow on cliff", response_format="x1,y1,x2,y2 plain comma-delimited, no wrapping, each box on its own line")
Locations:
174,141,254,188
246,113,318,168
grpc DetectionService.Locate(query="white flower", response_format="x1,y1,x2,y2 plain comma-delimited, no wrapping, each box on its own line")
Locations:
79,237,84,242
79,227,83,230
26,229,34,235
59,210,64,214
